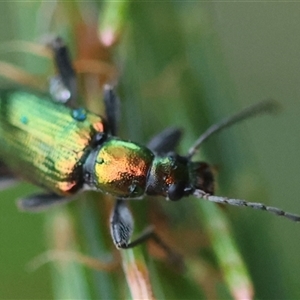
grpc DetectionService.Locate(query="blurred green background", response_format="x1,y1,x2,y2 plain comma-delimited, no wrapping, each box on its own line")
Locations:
0,2,300,299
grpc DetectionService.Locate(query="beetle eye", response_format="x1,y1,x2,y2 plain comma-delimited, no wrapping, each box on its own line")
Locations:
167,181,186,201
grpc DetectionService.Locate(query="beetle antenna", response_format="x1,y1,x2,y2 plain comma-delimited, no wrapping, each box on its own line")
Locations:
187,99,279,159
194,189,300,222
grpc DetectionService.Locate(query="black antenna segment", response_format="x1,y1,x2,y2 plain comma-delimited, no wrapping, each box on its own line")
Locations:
188,99,279,159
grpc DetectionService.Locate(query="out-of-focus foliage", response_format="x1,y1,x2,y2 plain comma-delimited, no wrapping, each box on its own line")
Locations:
0,2,300,300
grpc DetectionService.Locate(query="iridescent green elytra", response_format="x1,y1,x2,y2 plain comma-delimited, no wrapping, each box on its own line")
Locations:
0,91,105,195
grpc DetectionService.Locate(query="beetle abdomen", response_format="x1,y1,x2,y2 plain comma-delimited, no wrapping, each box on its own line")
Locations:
0,91,105,195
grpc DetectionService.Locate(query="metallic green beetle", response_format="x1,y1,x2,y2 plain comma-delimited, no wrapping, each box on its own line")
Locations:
0,90,198,202
1,38,299,250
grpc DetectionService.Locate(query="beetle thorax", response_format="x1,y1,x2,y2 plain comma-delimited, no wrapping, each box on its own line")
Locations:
145,153,191,201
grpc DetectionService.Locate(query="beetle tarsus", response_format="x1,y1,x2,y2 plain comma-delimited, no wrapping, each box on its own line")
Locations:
18,193,74,212
103,85,120,136
110,200,185,270
147,127,183,155
48,37,77,106
110,199,134,248
0,162,18,190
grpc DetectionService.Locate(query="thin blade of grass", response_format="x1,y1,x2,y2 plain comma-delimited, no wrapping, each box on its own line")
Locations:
121,247,155,300
197,201,253,300
45,207,91,300
98,0,130,47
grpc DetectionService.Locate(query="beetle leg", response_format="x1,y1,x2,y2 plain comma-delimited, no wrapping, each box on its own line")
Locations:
47,37,77,106
147,127,183,155
0,162,18,190
17,192,75,212
110,199,184,270
0,176,18,190
110,198,134,248
103,85,120,136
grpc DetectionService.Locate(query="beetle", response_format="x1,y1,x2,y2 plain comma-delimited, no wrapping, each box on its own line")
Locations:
1,37,299,253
